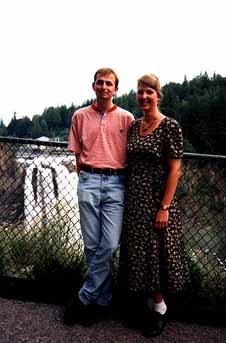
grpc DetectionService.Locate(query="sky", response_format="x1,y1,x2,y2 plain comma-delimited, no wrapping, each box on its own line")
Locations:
0,0,225,126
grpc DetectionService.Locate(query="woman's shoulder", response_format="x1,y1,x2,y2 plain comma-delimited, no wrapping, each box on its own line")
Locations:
164,116,179,124
135,118,143,125
130,118,142,128
164,116,181,129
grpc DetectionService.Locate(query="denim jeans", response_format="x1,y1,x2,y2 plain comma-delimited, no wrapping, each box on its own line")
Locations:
77,170,125,305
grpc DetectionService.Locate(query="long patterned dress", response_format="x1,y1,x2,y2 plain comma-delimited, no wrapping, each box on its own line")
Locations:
120,117,189,295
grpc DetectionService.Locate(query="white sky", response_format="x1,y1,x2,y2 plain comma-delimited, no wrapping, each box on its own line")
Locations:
0,0,225,125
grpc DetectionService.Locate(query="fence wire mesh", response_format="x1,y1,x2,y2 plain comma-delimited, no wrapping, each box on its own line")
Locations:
0,137,84,280
1,137,226,311
179,155,226,306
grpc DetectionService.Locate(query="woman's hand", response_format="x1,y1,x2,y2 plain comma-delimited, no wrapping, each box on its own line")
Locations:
154,208,169,229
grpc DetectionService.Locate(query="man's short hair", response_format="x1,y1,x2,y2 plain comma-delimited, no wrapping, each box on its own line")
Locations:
94,68,119,88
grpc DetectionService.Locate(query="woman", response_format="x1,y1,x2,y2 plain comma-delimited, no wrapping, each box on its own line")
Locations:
120,74,189,337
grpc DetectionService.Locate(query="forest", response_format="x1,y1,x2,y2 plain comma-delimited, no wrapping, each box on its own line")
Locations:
0,72,226,155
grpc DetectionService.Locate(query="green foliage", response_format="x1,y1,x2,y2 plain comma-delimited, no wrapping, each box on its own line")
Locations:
0,119,7,136
3,72,226,155
184,139,196,153
30,224,84,279
7,115,32,138
0,234,7,275
0,219,85,279
57,128,69,142
188,249,226,310
42,107,62,137
31,115,42,138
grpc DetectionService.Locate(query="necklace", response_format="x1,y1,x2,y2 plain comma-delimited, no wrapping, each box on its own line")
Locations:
140,119,159,132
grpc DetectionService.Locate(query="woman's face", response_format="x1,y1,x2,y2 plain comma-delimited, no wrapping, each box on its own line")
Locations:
136,83,159,111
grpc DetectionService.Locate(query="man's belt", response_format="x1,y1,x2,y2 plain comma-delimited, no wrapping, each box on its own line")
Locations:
80,165,126,175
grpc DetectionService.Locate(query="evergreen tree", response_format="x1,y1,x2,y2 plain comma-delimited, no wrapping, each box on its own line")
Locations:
32,115,43,138
7,114,32,138
42,107,62,136
3,73,226,154
0,119,7,136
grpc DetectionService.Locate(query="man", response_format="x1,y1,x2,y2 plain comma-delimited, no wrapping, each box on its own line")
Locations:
64,68,134,326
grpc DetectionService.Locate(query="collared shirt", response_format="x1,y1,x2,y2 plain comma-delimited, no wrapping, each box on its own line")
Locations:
68,104,134,169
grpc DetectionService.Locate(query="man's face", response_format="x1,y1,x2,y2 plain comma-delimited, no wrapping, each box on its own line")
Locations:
92,73,118,100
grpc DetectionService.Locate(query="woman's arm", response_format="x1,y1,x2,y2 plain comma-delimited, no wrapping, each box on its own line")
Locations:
154,158,181,229
161,158,181,207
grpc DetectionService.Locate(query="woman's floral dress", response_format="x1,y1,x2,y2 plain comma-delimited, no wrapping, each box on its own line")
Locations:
120,117,189,295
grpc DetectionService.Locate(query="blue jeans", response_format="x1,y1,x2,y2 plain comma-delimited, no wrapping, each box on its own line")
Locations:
77,170,125,305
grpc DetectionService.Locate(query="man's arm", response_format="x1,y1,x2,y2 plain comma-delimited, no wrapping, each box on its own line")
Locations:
76,154,81,175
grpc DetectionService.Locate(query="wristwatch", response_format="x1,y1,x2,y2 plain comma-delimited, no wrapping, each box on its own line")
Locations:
160,204,170,210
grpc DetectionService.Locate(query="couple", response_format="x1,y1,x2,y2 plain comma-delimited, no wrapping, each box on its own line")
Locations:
64,67,189,337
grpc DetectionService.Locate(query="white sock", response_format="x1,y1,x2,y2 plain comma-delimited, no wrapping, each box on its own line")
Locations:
154,300,167,315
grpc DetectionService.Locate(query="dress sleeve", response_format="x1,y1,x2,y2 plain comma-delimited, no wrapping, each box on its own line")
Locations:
164,119,183,159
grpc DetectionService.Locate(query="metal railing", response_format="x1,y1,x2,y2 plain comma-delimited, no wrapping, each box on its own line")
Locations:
1,136,226,317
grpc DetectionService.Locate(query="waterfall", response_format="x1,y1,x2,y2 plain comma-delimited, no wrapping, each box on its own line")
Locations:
24,157,83,247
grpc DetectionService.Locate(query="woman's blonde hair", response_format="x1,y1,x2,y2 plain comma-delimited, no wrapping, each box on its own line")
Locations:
138,73,163,98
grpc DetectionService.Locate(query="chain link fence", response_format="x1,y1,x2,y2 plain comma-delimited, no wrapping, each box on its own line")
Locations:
1,136,226,317
178,153,226,321
0,137,85,302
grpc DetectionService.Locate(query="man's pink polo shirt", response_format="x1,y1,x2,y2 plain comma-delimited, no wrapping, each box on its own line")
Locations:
68,104,134,169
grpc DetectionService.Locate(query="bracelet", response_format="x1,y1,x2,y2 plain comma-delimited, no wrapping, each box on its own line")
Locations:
160,204,170,210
